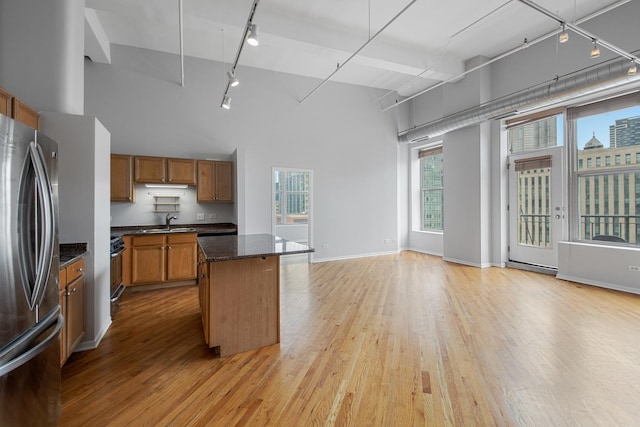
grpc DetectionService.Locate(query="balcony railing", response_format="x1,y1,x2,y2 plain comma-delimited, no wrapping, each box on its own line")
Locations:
518,214,551,247
580,215,639,244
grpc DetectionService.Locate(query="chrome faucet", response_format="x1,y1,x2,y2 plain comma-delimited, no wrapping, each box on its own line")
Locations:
165,213,178,229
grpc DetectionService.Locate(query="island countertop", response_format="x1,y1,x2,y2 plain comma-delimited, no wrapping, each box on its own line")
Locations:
198,233,313,262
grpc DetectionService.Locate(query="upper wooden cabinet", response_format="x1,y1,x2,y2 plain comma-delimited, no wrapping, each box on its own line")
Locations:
134,156,196,185
0,87,11,116
197,160,233,202
12,97,40,130
111,154,135,202
0,87,40,130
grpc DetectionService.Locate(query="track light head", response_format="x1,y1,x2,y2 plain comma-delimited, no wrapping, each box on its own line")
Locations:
590,39,600,59
227,70,239,87
221,95,231,109
629,60,638,76
559,24,568,44
247,24,259,46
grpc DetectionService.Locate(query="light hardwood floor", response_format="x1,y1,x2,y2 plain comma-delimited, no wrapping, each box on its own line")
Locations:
60,252,640,426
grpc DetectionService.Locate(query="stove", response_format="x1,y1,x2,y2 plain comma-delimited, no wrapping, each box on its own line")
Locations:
110,235,125,317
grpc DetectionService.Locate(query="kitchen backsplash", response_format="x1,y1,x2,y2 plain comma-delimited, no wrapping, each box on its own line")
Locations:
110,186,235,226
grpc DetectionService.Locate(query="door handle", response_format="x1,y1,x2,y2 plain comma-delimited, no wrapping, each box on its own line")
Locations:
0,308,62,376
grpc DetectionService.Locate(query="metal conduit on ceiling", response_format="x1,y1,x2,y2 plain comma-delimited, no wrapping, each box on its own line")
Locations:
398,57,640,144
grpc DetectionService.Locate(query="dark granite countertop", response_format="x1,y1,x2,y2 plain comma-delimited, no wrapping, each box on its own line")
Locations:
198,234,314,262
111,222,237,237
59,243,88,269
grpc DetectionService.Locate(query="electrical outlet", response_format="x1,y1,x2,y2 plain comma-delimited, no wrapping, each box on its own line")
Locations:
323,244,329,249
629,266,640,272
208,213,216,219
196,213,205,220
384,238,393,243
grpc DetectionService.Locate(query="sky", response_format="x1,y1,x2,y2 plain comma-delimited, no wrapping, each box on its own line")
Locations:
576,105,640,149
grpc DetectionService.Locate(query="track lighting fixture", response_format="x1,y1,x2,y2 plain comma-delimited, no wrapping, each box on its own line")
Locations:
221,95,231,110
227,70,239,87
559,23,568,44
247,24,259,46
629,60,638,76
590,39,600,59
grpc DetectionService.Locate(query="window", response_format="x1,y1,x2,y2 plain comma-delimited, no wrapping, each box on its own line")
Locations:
419,147,443,231
570,93,640,246
274,171,309,225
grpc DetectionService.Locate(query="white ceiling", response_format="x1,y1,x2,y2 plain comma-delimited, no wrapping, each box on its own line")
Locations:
84,0,626,101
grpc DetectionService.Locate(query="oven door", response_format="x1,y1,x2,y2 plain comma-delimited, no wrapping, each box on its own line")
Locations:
110,249,125,316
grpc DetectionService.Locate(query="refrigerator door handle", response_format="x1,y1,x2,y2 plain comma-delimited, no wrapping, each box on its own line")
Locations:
28,141,56,311
0,308,63,377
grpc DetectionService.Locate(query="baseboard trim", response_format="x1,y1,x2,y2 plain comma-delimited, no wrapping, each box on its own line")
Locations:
442,257,491,268
556,274,640,296
74,318,112,352
506,261,557,276
312,250,399,264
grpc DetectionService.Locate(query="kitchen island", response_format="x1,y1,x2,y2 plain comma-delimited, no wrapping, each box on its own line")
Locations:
197,234,313,357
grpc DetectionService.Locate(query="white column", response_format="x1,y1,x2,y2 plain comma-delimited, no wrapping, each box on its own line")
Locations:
0,0,84,115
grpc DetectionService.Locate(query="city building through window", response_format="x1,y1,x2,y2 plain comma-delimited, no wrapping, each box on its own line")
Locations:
572,95,640,246
419,147,443,231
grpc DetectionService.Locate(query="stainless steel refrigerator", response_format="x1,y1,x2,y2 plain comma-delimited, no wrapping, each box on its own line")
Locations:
0,114,62,425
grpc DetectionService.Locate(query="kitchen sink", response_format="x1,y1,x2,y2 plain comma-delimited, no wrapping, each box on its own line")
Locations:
139,227,196,234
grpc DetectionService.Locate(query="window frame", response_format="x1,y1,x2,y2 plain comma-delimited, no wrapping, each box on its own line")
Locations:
419,145,444,232
567,92,640,246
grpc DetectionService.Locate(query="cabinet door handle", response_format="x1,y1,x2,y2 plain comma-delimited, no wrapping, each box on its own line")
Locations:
77,267,83,273
66,287,78,296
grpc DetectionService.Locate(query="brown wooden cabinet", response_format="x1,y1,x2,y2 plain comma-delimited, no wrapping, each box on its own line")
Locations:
11,97,40,130
197,160,233,202
0,87,40,130
0,87,11,116
59,257,85,366
130,235,166,284
111,154,135,202
134,156,196,185
199,255,280,357
127,233,197,286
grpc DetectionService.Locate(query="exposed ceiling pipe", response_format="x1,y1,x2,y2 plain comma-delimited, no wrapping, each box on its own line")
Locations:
384,0,632,112
179,0,184,87
398,57,640,143
299,0,417,104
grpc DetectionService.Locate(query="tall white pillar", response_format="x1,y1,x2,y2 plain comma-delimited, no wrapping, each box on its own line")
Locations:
0,0,84,114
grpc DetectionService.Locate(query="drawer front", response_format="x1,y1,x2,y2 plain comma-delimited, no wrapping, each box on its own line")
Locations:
167,233,197,244
132,234,166,246
66,258,85,283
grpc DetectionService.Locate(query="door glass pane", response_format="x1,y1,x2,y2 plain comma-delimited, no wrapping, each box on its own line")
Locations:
284,172,309,224
274,171,284,225
516,166,551,247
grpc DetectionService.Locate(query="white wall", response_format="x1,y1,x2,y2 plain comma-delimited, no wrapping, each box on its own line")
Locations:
40,112,112,349
0,0,84,114
110,186,235,227
85,44,400,261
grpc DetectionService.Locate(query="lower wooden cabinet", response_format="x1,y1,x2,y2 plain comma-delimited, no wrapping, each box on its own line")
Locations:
59,257,86,367
126,233,197,286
